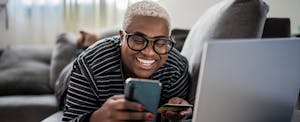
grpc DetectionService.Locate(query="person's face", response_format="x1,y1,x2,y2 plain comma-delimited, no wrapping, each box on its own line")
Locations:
120,16,170,78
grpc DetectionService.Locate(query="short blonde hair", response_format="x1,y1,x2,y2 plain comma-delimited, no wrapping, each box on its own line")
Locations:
122,0,171,33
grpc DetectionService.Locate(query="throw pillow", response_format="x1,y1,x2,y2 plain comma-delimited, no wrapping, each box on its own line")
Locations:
49,33,77,90
180,0,269,104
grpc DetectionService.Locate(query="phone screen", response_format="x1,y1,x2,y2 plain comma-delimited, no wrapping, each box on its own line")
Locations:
124,78,161,122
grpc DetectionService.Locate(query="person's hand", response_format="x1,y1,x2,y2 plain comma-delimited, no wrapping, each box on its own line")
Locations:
90,95,155,122
76,29,100,47
162,97,193,122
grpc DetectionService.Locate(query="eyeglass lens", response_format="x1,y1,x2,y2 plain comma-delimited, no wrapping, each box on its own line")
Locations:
127,34,173,55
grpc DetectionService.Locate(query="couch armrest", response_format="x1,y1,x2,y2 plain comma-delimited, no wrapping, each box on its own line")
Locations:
0,95,58,122
42,111,63,122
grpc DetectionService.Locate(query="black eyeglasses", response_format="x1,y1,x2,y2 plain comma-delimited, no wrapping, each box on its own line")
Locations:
123,31,175,55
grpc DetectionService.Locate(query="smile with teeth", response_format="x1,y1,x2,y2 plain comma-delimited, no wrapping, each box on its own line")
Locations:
137,58,155,66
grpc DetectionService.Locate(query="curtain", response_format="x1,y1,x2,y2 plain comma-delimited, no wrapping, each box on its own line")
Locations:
0,0,142,46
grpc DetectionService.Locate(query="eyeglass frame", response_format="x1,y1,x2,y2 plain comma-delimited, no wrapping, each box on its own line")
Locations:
122,31,176,55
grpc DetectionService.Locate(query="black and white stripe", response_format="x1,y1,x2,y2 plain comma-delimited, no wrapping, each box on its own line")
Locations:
62,36,191,122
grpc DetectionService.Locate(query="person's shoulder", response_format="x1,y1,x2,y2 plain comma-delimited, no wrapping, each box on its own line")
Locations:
77,36,121,62
168,48,188,65
87,35,120,50
165,48,189,71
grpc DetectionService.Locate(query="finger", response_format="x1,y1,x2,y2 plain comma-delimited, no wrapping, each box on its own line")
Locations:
112,111,154,121
180,99,189,104
168,97,185,104
163,111,179,120
164,111,177,118
178,108,193,119
113,99,145,112
109,95,144,111
110,94,125,100
163,108,192,120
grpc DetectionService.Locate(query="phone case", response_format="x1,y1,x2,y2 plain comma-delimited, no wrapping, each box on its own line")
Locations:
125,78,161,122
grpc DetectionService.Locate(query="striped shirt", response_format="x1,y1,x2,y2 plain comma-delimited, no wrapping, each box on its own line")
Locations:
62,36,190,122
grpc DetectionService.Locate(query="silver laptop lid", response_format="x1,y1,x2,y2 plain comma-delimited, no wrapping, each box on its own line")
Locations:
192,38,300,122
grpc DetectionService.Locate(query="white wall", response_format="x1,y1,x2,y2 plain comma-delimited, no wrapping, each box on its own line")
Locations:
159,0,220,29
0,4,11,48
264,0,300,34
159,0,300,34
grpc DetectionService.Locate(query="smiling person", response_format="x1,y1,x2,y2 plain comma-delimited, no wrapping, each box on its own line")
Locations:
62,1,191,122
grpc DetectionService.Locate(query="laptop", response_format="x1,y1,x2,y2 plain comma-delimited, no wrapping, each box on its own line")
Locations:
192,38,300,122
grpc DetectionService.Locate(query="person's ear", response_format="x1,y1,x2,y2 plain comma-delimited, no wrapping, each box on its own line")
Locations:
119,30,124,40
119,30,125,46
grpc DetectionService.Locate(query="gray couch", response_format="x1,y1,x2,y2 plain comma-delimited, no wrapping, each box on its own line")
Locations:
0,0,298,122
0,28,119,122
0,45,58,122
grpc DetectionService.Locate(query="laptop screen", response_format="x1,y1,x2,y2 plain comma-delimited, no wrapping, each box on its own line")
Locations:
192,38,300,122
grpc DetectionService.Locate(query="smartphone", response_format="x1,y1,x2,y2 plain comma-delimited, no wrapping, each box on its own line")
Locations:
158,103,193,113
124,78,162,122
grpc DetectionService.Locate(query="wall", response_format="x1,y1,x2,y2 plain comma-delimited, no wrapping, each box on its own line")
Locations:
1,0,300,47
0,0,125,47
0,1,11,48
159,0,219,29
264,0,300,34
159,0,300,35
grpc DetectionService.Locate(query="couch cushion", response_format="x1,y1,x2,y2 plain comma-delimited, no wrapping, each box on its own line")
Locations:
0,95,58,122
4,45,52,64
181,0,269,104
0,46,52,95
49,33,78,90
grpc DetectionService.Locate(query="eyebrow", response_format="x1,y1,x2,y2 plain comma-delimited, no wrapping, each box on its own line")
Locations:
133,31,169,39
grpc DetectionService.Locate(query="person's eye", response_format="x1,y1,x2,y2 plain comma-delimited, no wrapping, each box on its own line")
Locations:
156,40,168,47
134,39,144,44
131,35,145,44
156,43,166,47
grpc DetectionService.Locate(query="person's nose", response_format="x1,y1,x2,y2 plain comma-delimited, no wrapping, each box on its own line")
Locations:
141,42,156,56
